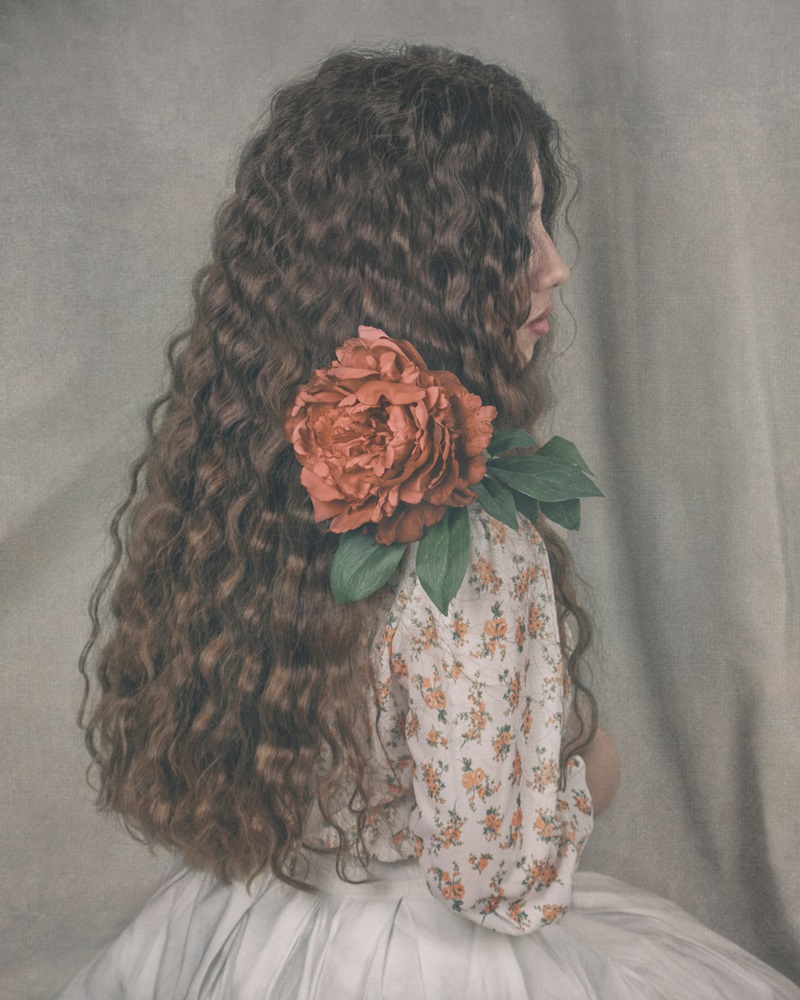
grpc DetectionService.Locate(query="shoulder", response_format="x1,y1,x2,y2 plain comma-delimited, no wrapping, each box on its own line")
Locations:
466,503,547,568
388,502,553,627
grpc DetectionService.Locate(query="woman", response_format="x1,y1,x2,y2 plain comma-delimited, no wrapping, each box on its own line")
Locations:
58,45,798,999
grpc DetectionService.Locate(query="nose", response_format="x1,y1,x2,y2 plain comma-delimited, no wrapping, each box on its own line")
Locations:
530,231,570,292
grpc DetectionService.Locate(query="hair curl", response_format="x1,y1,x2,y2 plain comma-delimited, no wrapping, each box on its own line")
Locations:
79,44,596,888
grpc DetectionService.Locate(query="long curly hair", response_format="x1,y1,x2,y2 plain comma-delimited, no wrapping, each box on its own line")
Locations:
79,44,596,888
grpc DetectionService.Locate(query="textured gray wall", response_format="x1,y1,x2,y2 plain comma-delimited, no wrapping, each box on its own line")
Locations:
2,0,798,995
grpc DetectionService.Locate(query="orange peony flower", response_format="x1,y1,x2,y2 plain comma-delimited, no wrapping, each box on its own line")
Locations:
282,326,497,544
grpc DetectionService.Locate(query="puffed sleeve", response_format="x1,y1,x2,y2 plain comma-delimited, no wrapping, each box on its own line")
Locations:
394,504,594,934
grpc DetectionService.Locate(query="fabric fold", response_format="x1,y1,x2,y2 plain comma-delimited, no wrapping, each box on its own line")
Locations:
55,862,800,999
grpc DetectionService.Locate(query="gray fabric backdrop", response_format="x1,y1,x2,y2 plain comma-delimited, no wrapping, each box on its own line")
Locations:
2,0,798,996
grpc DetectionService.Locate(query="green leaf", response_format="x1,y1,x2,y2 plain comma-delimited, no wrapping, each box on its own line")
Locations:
537,436,594,476
540,498,581,531
416,506,471,615
487,428,536,456
330,531,406,603
471,478,518,530
489,455,603,502
511,491,539,524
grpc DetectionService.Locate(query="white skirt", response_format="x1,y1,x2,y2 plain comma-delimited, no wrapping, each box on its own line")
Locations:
56,855,799,999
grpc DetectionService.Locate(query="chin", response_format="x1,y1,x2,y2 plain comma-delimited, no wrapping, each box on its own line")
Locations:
517,334,536,364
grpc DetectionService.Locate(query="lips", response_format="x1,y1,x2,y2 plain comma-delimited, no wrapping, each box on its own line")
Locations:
526,305,552,336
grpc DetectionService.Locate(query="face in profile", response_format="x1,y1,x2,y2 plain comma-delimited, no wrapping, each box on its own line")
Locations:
516,164,570,363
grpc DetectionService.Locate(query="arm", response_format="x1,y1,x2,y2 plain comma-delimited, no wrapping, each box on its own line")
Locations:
395,507,594,935
563,694,620,816
581,726,620,816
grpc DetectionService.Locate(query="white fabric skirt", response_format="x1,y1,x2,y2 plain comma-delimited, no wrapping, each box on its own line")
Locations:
56,856,799,999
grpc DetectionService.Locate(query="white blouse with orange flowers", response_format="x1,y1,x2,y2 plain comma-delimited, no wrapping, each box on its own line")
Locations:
307,503,594,936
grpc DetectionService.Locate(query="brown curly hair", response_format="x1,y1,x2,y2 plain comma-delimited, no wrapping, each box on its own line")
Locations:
79,44,596,889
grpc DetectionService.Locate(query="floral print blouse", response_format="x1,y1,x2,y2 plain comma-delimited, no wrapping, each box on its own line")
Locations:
308,504,594,935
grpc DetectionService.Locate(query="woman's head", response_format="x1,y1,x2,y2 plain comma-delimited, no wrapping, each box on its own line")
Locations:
219,44,572,428
80,46,590,888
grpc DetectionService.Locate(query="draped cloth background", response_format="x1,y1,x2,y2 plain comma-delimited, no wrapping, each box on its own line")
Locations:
1,0,798,996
